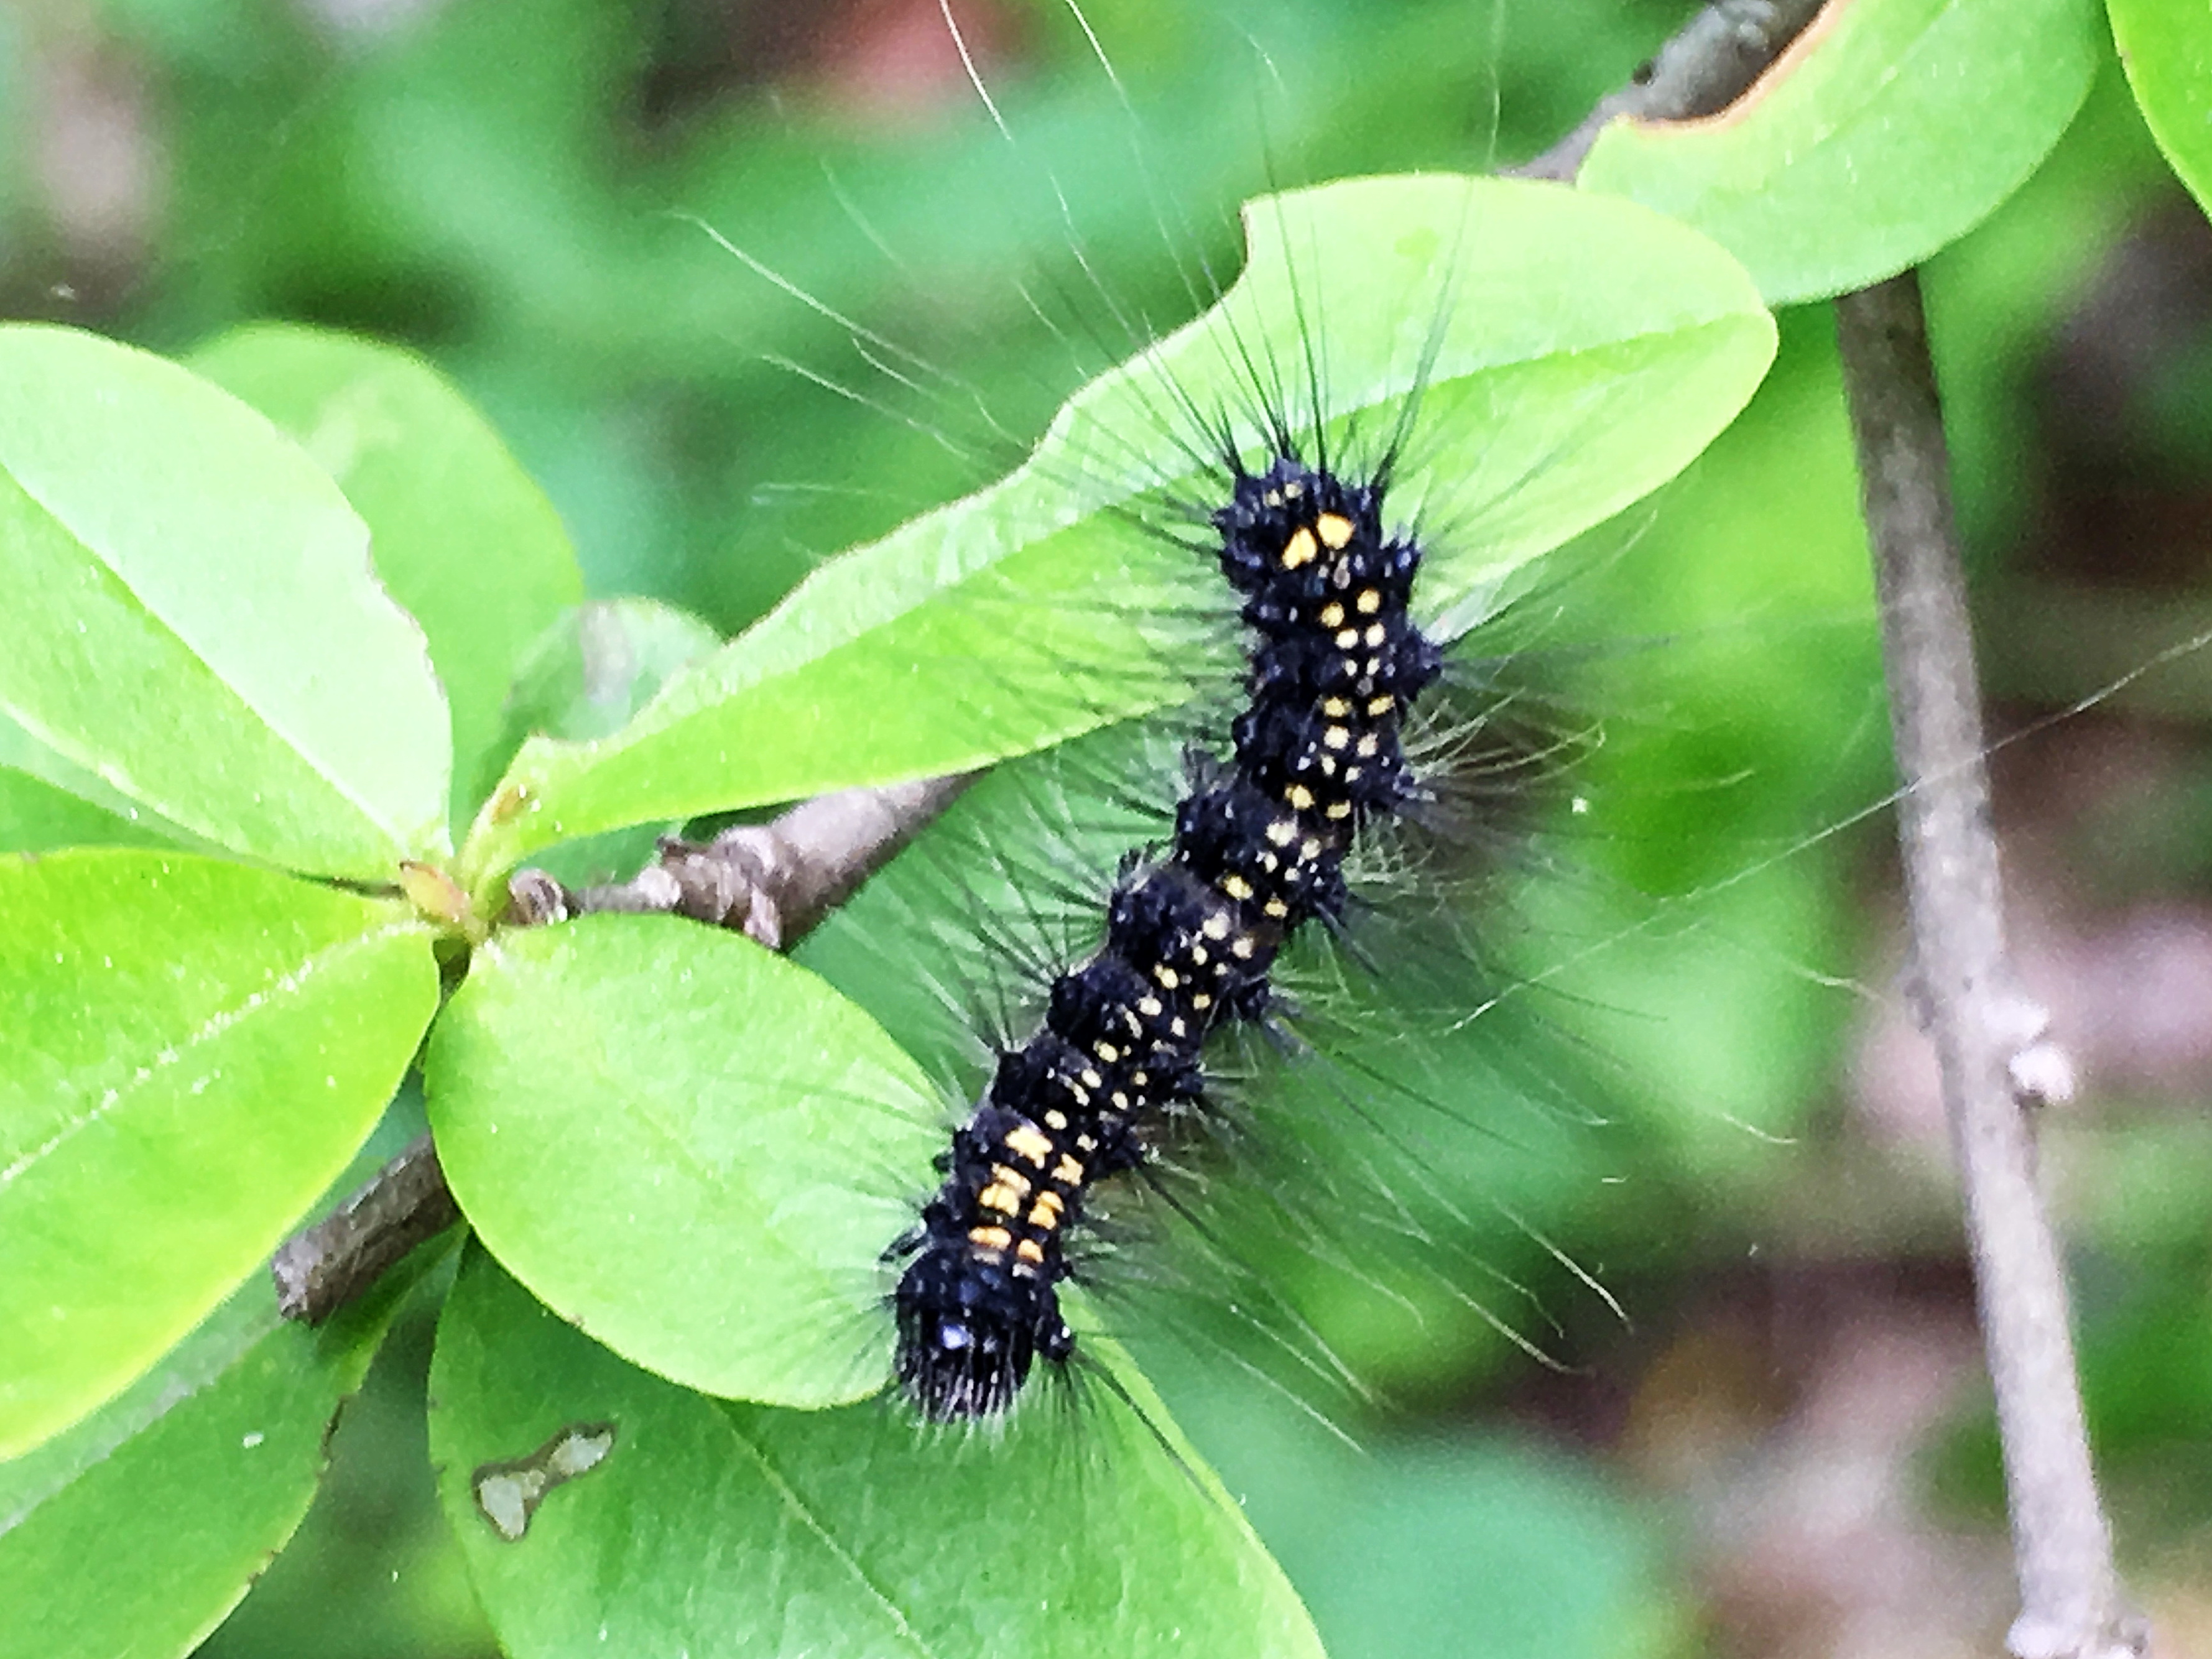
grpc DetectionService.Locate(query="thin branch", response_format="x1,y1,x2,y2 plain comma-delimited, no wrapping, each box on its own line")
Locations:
270,776,969,1324
1512,0,1829,182
1519,0,2139,1643
1834,274,2146,1659
270,1137,456,1322
505,775,973,948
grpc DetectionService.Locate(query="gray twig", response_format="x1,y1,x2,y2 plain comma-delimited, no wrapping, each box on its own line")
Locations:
504,775,973,949
1512,0,1829,182
1519,1,2137,1643
270,775,969,1324
1835,274,2146,1659
270,1137,457,1322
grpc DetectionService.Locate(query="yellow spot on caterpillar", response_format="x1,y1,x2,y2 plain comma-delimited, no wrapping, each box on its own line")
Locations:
969,1225,1013,1251
1318,601,1346,627
1316,512,1354,548
1154,964,1180,989
1302,838,1323,860
1356,588,1382,614
1111,1091,1129,1110
1169,1017,1188,1037
1335,627,1360,649
1323,726,1349,750
1231,934,1255,958
1003,1125,1054,1167
1137,995,1163,1017
1365,622,1387,647
1081,1069,1103,1090
1221,872,1254,900
1280,526,1318,569
1032,1189,1064,1217
1367,693,1395,715
1264,899,1290,918
1076,1133,1098,1151
1094,1040,1120,1063
1319,755,1338,777
991,1163,1033,1196
1357,733,1380,757
1016,1239,1047,1265
1202,912,1231,939
1320,697,1351,718
1053,1154,1086,1185
1043,1109,1068,1130
1267,817,1298,846
978,1183,1020,1214
1190,943,1209,965
1287,784,1316,810
1326,800,1353,820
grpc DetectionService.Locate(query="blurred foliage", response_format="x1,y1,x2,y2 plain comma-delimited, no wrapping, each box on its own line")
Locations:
4,0,2212,1653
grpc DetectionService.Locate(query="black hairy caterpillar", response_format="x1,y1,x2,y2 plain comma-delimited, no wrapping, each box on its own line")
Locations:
800,17,1770,1427
425,4,1777,1513
400,14,1846,1659
892,445,1443,1418
641,27,1778,1432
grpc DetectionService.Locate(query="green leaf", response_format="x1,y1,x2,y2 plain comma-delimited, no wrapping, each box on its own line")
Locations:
0,849,440,1457
489,599,723,889
463,174,1775,879
186,323,586,831
1154,1360,1683,1659
498,599,728,751
0,765,165,855
1579,0,2102,304
428,1248,1325,1659
425,914,943,1408
0,703,215,855
0,1242,440,1659
0,323,453,882
2109,0,2212,215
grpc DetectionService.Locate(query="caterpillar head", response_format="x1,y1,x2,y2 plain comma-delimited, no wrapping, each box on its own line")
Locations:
894,1247,1075,1420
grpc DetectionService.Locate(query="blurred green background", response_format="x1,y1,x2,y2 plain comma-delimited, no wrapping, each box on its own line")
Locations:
7,1,2211,1654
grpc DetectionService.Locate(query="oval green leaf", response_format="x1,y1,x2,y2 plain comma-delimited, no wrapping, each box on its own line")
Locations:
463,174,1775,879
489,599,724,889
425,914,945,1407
0,1243,436,1659
0,324,453,881
428,1248,1325,1659
0,709,206,854
0,764,167,856
0,849,439,1457
186,324,586,832
2109,0,2212,215
499,600,727,752
1579,0,2101,305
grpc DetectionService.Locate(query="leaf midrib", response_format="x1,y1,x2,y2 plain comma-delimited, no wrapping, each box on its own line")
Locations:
6,467,412,854
0,918,422,1194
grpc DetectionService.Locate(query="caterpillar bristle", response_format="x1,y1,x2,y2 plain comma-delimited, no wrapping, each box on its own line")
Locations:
891,438,1451,1419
